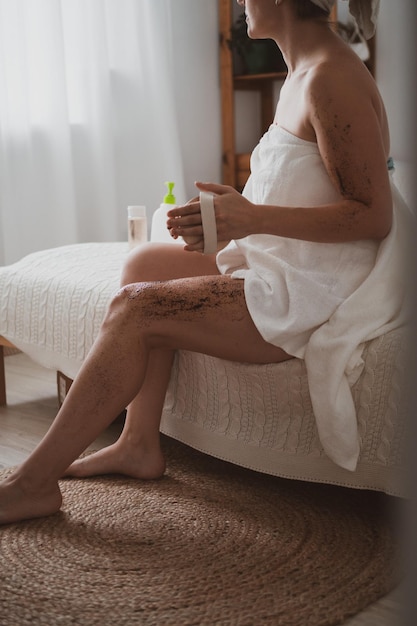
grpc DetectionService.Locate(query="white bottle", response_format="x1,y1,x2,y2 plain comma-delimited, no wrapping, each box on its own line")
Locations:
150,181,182,244
127,205,147,250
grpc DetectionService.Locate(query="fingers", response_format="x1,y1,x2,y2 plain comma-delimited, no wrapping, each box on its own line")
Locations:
167,207,202,229
167,205,203,240
183,239,205,253
167,200,200,220
167,182,235,221
195,181,236,194
166,181,236,242
171,226,203,242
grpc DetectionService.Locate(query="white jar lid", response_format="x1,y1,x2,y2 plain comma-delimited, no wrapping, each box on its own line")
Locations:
127,205,146,218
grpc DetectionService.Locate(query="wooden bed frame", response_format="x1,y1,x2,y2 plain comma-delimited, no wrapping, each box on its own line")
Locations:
0,335,15,406
0,335,73,408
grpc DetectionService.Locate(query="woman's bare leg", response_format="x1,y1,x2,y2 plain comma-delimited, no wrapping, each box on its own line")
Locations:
0,267,290,524
65,243,219,479
63,350,174,480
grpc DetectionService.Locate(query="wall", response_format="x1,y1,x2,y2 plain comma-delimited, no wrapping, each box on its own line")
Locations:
375,0,416,203
375,0,414,162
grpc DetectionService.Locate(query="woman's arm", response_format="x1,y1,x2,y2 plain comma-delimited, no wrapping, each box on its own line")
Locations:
168,66,393,247
303,65,392,242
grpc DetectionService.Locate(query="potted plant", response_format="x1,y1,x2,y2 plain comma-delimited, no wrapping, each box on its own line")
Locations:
227,12,286,75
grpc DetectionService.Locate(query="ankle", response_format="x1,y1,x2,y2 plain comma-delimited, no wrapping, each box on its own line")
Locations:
120,431,161,453
9,469,60,497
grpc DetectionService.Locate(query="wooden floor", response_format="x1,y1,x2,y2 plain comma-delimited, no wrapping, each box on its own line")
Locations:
0,352,407,626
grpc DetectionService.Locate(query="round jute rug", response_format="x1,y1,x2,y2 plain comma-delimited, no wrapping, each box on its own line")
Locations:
0,436,402,626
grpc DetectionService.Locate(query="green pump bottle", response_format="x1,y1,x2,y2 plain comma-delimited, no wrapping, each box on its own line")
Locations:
150,182,181,244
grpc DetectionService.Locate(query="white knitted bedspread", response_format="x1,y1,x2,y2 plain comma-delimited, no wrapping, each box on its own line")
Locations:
161,326,408,497
0,242,128,378
0,242,409,496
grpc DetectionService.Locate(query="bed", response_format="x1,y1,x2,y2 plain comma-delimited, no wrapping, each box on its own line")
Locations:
0,240,409,498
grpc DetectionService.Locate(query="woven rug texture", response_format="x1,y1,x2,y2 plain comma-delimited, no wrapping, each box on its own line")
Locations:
0,435,402,626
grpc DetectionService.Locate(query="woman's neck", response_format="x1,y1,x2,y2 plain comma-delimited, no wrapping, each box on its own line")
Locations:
275,19,336,75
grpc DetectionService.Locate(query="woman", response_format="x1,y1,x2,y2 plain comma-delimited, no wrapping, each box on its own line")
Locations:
0,0,399,524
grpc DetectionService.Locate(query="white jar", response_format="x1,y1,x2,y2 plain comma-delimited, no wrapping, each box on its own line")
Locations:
127,205,147,250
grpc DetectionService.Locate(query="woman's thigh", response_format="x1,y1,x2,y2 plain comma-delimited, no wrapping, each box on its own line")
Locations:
121,274,291,365
121,242,220,284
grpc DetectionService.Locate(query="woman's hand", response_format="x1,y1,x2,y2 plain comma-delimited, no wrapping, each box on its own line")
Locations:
167,182,257,252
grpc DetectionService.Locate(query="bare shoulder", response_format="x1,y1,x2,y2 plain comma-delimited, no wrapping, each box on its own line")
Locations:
306,52,387,135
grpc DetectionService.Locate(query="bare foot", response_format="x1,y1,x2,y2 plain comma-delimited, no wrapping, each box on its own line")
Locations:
63,440,166,480
0,475,62,525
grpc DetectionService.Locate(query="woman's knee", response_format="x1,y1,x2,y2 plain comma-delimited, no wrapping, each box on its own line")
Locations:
121,241,218,285
121,242,178,284
103,281,181,349
103,282,150,329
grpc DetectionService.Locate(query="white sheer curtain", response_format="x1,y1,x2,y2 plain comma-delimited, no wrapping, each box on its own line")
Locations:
0,0,188,265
